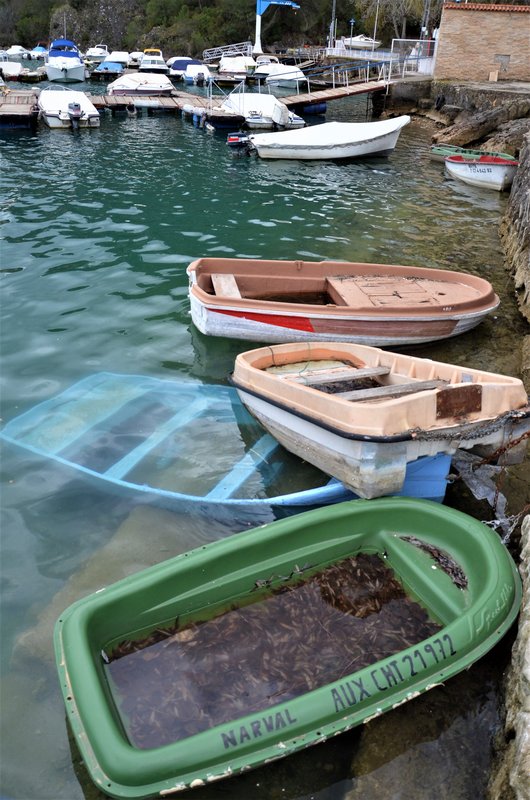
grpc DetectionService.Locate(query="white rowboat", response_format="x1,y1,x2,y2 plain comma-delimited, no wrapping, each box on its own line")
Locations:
231,341,530,499
248,116,410,160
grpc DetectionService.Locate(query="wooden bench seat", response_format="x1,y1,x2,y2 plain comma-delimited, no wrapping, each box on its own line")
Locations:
211,273,241,299
336,379,447,402
285,366,391,387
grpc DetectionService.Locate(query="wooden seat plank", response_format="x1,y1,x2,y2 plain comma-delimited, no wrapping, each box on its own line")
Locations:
211,273,241,298
337,379,447,402
286,366,390,386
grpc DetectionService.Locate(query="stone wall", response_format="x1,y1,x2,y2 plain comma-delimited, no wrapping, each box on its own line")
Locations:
434,4,530,83
488,515,530,800
500,132,530,325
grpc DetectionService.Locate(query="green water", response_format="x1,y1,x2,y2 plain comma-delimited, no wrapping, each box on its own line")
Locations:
0,84,528,799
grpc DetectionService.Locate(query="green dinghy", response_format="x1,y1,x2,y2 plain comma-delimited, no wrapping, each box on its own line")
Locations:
54,498,521,799
429,143,516,163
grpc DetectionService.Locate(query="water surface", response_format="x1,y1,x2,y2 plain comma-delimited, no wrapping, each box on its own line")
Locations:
0,82,528,800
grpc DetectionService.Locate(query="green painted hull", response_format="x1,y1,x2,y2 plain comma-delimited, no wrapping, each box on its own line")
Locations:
54,498,521,799
429,144,516,163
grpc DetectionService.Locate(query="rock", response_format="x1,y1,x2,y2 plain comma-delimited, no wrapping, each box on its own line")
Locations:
488,515,530,800
417,97,434,110
440,104,462,122
522,337,530,393
482,119,530,157
499,132,530,323
432,99,530,147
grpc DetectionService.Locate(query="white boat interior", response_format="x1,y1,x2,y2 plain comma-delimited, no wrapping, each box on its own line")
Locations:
38,87,101,129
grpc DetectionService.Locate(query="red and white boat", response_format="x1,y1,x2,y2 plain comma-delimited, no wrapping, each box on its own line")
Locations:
187,257,499,346
445,154,519,191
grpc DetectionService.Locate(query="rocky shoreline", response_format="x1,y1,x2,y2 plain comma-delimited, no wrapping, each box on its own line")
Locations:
387,79,530,800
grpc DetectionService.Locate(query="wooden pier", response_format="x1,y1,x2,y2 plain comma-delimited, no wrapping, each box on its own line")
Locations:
281,80,387,108
87,78,387,112
0,88,39,128
0,79,388,129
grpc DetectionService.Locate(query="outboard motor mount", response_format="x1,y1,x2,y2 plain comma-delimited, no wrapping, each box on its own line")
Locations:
68,101,83,129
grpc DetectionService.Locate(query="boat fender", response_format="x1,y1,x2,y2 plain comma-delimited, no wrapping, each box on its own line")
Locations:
434,93,445,111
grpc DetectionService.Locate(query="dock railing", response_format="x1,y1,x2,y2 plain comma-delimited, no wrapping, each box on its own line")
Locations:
203,41,253,63
324,38,435,82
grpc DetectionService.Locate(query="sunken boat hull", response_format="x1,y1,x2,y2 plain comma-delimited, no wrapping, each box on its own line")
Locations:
231,341,530,498
187,257,499,346
0,372,367,527
54,498,521,798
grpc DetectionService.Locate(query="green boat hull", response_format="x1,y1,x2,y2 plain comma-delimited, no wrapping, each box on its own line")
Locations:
429,144,516,163
54,498,521,799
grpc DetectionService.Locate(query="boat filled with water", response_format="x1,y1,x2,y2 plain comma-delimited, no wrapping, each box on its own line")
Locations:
54,497,521,798
0,372,365,526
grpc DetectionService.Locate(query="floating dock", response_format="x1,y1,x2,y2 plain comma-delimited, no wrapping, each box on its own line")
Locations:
0,79,387,130
0,88,39,129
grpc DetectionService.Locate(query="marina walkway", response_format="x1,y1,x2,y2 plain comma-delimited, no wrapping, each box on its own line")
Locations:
0,78,389,127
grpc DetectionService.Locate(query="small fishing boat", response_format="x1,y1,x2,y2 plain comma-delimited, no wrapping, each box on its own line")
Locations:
107,72,174,96
186,256,499,345
429,143,516,163
231,341,530,498
0,372,364,526
45,38,86,82
37,87,100,129
54,497,521,799
445,154,519,191
343,34,381,49
248,116,410,160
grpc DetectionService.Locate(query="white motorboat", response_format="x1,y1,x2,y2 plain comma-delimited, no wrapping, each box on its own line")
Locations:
27,43,48,60
343,34,381,50
128,51,144,68
45,39,86,82
221,87,304,130
249,116,410,160
261,63,308,89
139,49,169,74
38,87,100,129
218,54,256,81
183,63,213,85
0,56,23,79
6,44,30,60
85,43,109,64
445,154,519,192
105,51,129,68
167,56,195,78
108,72,174,96
231,341,530,499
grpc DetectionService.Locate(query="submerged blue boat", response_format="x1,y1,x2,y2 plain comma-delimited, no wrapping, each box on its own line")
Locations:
0,373,450,526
